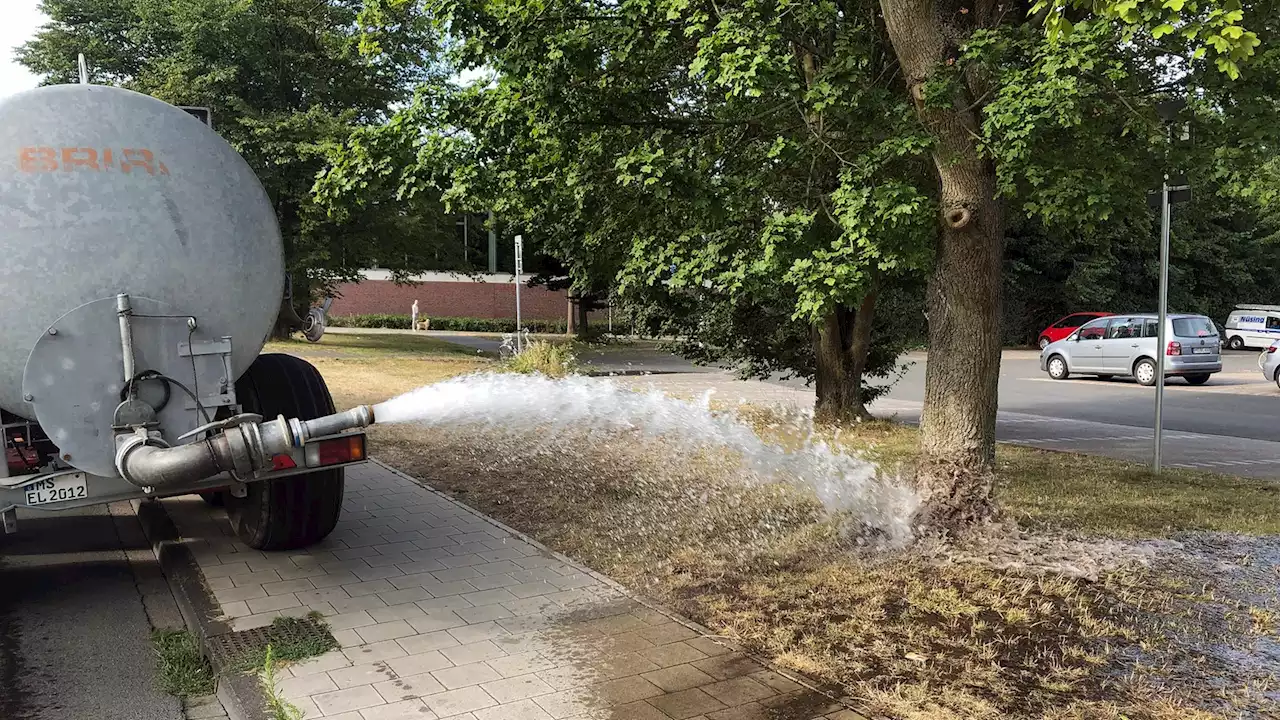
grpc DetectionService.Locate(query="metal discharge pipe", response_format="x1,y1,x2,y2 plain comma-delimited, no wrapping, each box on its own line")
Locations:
116,405,376,488
298,406,375,442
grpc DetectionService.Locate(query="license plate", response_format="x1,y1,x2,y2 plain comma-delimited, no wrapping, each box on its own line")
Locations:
1192,347,1214,354
24,473,88,506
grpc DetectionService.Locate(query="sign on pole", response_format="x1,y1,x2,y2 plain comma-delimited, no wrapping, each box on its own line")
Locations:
514,235,524,354
179,107,214,129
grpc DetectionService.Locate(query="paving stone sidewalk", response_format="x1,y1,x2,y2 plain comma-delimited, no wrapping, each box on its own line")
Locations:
161,461,863,720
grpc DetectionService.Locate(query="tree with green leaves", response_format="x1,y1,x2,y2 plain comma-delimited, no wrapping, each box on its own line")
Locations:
323,0,1274,530
16,0,445,325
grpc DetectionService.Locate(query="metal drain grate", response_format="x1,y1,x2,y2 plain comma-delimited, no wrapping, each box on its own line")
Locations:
207,614,338,672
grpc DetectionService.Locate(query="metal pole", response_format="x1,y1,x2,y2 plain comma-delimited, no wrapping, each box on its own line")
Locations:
78,54,89,85
1154,178,1171,473
116,294,136,385
514,235,523,353
487,210,497,274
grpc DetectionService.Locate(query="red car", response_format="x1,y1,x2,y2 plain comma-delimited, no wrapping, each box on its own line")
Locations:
1038,312,1114,349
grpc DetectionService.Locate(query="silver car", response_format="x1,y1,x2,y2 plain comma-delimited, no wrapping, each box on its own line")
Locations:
1259,340,1280,389
1040,313,1222,386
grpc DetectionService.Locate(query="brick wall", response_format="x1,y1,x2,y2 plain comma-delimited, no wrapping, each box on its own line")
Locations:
328,272,569,321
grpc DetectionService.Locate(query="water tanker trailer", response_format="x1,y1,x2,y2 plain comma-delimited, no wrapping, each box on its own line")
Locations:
0,84,376,550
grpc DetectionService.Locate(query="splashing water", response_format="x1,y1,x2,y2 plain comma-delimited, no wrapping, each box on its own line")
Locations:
372,372,920,544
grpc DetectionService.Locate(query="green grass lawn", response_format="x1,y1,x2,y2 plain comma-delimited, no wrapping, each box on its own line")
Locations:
267,332,486,358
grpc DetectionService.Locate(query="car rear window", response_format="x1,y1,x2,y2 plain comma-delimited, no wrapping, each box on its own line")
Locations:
1173,317,1218,338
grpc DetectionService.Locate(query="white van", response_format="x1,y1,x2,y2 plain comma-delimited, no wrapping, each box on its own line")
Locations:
1224,304,1280,349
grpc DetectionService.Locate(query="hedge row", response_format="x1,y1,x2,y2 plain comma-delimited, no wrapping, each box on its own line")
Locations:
327,314,568,334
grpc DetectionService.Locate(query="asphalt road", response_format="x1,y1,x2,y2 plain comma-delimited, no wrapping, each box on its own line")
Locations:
0,504,182,720
407,331,1280,471
871,349,1279,441
427,331,1280,440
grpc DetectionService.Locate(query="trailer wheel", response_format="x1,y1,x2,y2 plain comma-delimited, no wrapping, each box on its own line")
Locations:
226,354,344,551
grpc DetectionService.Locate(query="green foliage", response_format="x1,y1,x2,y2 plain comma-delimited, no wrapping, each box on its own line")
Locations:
327,313,414,330
225,614,340,673
318,0,1278,415
151,629,216,698
1002,198,1280,344
260,645,304,720
1038,0,1261,78
17,0,440,301
327,314,569,333
501,340,580,377
322,0,937,399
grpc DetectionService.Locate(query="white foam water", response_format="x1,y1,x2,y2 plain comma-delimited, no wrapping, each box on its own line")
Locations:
372,372,920,543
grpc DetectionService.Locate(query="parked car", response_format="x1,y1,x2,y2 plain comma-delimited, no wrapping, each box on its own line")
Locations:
1037,312,1113,349
1259,340,1280,389
1224,304,1280,349
1040,313,1222,386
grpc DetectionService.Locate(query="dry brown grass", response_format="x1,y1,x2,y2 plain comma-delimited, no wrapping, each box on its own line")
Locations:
277,342,1273,719
266,332,485,359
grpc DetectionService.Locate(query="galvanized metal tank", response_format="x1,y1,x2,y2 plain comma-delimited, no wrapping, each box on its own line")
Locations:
0,84,283,429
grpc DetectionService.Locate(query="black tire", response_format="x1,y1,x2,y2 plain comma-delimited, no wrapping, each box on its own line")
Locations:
1046,354,1069,380
1038,337,1051,350
1229,335,1245,350
1134,358,1158,386
200,491,225,506
1184,373,1211,386
225,354,344,551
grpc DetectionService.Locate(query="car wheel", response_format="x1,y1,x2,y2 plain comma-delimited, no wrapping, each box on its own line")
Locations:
1047,355,1069,380
1038,337,1051,350
1134,358,1158,386
1185,373,1211,386
1274,368,1280,391
1229,335,1245,350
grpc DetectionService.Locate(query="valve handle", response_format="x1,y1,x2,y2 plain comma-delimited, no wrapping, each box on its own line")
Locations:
176,413,264,442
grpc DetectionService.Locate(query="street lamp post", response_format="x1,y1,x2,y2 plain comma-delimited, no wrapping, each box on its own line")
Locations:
514,234,524,354
1150,99,1192,474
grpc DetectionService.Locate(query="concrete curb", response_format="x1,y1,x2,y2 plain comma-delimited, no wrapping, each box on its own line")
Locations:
133,498,270,720
370,458,864,718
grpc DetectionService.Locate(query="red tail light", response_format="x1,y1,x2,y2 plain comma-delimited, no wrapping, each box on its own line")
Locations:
1269,343,1278,354
1167,341,1182,356
271,454,297,470
308,435,366,467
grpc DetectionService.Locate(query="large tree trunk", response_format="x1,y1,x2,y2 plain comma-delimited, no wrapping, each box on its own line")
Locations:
813,290,878,424
879,0,1004,532
576,296,590,336
272,199,302,340
566,293,578,335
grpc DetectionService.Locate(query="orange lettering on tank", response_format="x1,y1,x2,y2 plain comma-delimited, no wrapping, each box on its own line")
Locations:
19,147,58,172
61,147,99,171
17,146,170,175
120,148,155,175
